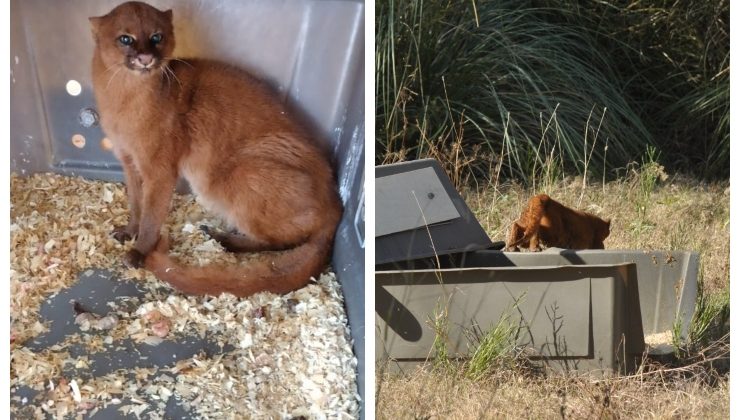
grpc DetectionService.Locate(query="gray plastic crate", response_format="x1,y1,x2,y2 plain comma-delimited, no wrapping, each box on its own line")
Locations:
375,159,493,265
378,249,699,343
376,263,645,374
375,159,699,374
11,0,365,416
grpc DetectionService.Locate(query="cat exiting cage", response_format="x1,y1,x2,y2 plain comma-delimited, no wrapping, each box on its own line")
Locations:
505,194,611,252
89,1,342,297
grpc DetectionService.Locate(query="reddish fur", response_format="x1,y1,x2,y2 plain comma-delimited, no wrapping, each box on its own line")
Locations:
505,194,610,252
90,2,342,297
145,231,334,297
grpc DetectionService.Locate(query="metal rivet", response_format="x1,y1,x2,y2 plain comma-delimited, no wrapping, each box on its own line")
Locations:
100,137,113,151
72,134,86,148
78,108,99,128
66,80,82,96
427,192,435,199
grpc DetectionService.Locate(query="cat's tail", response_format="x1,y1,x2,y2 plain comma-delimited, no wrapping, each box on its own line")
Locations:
143,226,337,298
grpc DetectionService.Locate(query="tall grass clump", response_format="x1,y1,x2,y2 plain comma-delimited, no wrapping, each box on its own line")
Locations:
555,0,730,179
376,0,653,183
429,302,453,371
689,282,730,349
376,0,729,182
464,314,520,380
627,146,668,239
669,271,730,362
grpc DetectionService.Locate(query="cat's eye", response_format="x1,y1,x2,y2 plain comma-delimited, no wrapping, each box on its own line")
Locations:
150,33,163,45
118,35,134,46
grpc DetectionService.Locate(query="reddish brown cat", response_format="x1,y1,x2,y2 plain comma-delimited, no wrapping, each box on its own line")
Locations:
505,194,610,252
89,2,342,297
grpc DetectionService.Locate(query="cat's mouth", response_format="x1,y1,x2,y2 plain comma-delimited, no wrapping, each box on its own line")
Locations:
125,55,161,75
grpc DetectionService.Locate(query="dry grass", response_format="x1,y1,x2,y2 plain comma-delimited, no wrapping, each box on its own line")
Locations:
377,366,729,419
376,171,729,419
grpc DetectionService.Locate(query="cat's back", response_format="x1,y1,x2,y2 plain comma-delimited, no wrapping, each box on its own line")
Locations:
170,58,314,138
171,57,333,175
173,58,282,107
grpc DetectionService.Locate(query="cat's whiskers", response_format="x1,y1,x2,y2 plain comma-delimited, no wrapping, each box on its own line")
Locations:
168,69,182,90
159,64,172,88
161,62,183,90
105,66,124,91
101,64,119,77
162,68,182,87
170,58,194,69
159,65,171,89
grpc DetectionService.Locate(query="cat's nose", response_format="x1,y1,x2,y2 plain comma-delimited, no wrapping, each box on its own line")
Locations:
137,54,154,66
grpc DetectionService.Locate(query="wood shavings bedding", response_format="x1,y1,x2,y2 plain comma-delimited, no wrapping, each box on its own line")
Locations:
644,330,675,355
10,173,360,419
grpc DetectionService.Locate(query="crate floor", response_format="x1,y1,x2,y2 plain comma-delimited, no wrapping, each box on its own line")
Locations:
13,269,227,419
11,173,360,419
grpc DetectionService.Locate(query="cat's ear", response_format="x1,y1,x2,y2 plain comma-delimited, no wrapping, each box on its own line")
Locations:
89,16,102,39
163,9,173,22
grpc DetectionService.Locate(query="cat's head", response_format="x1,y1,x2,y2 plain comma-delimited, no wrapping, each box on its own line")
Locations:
89,2,175,76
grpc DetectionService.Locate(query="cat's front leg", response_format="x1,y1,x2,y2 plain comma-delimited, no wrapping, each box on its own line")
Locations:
528,231,541,252
123,165,178,268
505,222,524,252
113,152,143,242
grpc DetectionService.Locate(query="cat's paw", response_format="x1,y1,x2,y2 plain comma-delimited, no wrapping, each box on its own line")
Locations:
123,249,146,269
111,225,136,243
